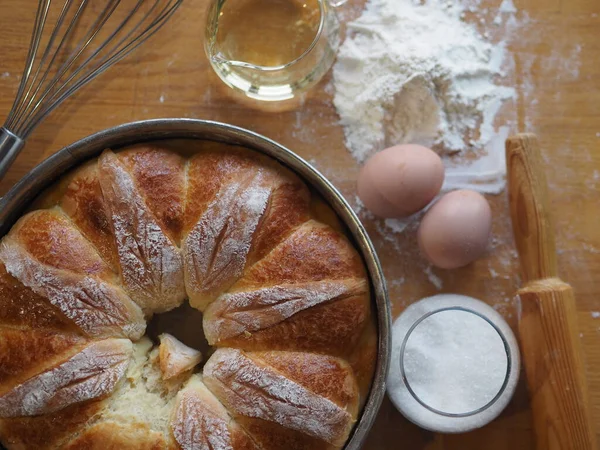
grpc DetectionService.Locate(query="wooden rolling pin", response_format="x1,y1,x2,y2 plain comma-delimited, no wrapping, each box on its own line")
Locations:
506,133,598,450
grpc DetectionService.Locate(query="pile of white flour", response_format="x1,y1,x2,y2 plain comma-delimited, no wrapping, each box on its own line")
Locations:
333,0,515,194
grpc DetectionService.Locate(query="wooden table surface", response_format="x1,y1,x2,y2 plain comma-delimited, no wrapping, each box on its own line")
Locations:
1,0,599,448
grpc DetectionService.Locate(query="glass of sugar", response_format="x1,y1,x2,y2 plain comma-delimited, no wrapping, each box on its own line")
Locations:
387,294,521,433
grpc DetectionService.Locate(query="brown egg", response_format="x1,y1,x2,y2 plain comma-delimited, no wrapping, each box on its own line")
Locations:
357,144,445,218
418,190,492,269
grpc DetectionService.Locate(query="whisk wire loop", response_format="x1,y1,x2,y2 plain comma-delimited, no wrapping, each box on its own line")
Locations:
5,0,52,128
10,0,88,131
3,0,182,139
19,0,124,134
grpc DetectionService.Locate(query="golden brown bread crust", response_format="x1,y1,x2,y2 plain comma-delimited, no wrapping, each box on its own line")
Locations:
232,220,366,287
62,422,173,450
0,262,76,332
347,315,378,406
251,351,359,416
235,418,334,450
0,142,375,450
60,162,119,272
243,164,310,267
10,209,115,281
182,147,311,312
207,287,369,356
183,147,258,234
0,329,85,395
309,196,345,234
0,339,133,418
207,221,370,355
97,149,185,314
203,349,355,448
118,146,186,245
0,237,146,340
171,375,259,450
0,400,106,450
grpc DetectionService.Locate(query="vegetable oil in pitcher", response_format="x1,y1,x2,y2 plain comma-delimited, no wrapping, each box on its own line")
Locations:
205,0,340,101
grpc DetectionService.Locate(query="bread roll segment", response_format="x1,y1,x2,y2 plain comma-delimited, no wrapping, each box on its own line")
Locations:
98,150,185,314
210,221,370,355
62,421,172,450
203,278,368,347
203,348,355,448
0,143,374,450
8,209,115,281
0,328,85,396
60,161,119,272
0,401,108,449
0,339,132,418
171,375,258,450
182,147,310,313
0,237,145,340
0,261,75,332
183,167,271,311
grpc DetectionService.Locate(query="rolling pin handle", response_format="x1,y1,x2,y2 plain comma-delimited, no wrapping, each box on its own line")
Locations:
506,133,558,282
507,133,598,450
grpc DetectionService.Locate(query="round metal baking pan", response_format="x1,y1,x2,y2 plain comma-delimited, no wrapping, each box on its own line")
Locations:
0,118,391,450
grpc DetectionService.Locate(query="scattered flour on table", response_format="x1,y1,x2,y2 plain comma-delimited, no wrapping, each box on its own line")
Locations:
499,0,517,13
332,0,532,290
333,0,515,195
328,0,586,290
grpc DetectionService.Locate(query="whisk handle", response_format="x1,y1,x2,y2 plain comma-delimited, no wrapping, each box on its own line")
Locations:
0,128,25,181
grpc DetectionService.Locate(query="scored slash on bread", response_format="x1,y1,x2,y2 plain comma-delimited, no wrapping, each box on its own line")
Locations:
98,150,186,314
0,339,132,417
0,143,374,450
204,279,368,346
203,349,358,448
183,169,272,311
207,221,370,355
0,261,76,332
7,209,117,282
182,147,311,311
171,375,259,450
0,237,146,340
0,328,85,396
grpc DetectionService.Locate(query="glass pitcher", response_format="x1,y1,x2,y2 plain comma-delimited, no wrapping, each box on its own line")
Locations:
205,0,344,102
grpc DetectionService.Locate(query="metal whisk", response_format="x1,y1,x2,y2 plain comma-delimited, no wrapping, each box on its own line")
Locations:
0,0,182,179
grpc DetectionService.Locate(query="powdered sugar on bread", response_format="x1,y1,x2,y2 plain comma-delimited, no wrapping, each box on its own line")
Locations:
203,348,353,446
172,375,258,450
204,279,368,344
0,238,145,340
98,150,185,314
184,170,271,311
0,339,132,417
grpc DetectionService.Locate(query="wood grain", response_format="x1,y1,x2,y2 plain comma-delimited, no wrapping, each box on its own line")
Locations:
0,0,599,449
519,281,596,450
508,134,596,449
507,134,558,283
